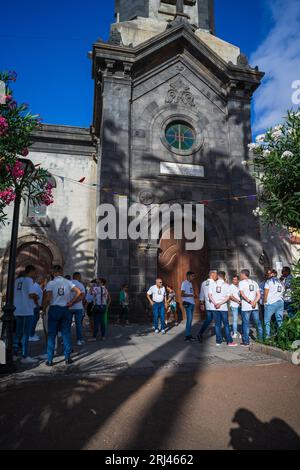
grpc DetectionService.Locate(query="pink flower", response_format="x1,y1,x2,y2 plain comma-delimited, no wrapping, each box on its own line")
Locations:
21,148,29,157
5,95,12,102
0,188,16,205
0,116,8,136
7,161,25,180
40,183,54,206
40,192,54,206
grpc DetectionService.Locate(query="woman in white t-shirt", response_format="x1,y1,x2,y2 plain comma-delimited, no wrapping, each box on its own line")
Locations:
90,278,111,341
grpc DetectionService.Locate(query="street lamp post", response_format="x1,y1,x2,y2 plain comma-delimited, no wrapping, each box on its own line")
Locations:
0,158,34,374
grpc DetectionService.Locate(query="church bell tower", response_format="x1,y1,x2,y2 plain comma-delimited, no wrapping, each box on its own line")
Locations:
115,0,214,33
92,0,264,318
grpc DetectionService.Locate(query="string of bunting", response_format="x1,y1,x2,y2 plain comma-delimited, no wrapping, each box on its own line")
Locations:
50,172,258,206
3,171,293,242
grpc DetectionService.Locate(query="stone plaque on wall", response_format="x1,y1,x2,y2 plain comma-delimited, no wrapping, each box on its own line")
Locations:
160,162,205,178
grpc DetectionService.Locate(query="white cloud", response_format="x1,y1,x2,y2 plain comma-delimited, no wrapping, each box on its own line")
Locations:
250,0,300,133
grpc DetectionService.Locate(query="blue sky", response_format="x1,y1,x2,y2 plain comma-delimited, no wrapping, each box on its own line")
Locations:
1,0,299,131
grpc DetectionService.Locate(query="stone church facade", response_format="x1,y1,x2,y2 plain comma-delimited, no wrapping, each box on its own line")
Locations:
0,0,296,315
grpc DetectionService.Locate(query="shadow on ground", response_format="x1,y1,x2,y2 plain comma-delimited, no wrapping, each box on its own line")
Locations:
229,408,300,450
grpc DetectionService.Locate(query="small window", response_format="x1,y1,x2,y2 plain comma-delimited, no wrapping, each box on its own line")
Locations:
165,122,196,151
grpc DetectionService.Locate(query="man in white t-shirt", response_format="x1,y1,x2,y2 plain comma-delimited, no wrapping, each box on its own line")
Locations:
43,265,81,367
181,271,197,342
264,269,284,338
147,279,167,334
13,265,39,364
208,271,237,347
197,270,218,343
68,272,86,346
229,275,242,339
239,269,263,347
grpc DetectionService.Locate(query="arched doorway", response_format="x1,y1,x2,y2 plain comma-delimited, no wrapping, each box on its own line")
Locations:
0,235,63,297
16,242,54,279
158,226,209,319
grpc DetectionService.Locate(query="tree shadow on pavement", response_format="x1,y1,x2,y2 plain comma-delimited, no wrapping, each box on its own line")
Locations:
229,408,300,450
0,326,207,450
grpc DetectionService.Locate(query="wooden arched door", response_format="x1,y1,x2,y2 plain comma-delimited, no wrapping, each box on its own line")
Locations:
158,227,209,319
16,242,54,280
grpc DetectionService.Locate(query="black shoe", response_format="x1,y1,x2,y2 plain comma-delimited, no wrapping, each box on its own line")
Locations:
185,335,196,342
65,358,74,365
197,334,203,343
46,361,53,367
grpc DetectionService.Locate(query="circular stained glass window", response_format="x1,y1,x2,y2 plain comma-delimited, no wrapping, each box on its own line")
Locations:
165,122,196,152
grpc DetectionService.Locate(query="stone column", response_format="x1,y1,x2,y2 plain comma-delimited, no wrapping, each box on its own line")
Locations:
227,83,264,280
96,60,133,309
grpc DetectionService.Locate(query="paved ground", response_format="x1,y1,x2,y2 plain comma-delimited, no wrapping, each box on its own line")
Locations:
1,320,285,383
0,362,299,450
0,321,299,450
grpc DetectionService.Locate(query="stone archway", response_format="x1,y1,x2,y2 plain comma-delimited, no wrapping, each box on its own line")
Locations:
0,234,63,295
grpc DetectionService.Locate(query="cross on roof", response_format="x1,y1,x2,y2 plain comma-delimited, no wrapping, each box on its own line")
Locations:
161,0,192,18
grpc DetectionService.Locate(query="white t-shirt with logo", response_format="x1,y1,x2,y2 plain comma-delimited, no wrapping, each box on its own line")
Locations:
46,277,75,307
239,279,260,311
93,286,109,306
199,279,215,311
70,280,86,310
264,279,284,305
208,280,230,312
147,285,166,303
229,284,241,308
14,277,36,316
32,282,43,307
181,280,195,305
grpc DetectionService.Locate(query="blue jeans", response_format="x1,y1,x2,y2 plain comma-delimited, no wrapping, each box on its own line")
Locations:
69,309,84,341
198,310,214,336
153,302,166,331
30,307,40,337
264,301,284,338
184,303,195,337
93,305,106,338
284,301,296,319
13,316,33,358
231,307,241,335
241,310,263,345
213,311,233,344
47,306,72,362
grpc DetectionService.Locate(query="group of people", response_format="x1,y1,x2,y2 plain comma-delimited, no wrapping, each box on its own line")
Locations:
146,266,295,347
12,265,129,367
11,262,295,366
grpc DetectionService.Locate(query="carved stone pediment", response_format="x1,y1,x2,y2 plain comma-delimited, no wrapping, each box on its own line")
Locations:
166,77,195,107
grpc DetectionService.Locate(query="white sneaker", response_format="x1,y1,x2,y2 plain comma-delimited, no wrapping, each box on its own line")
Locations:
29,335,40,342
232,333,238,339
155,329,159,334
20,357,38,365
39,354,48,360
161,330,166,335
216,343,222,347
77,340,84,346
